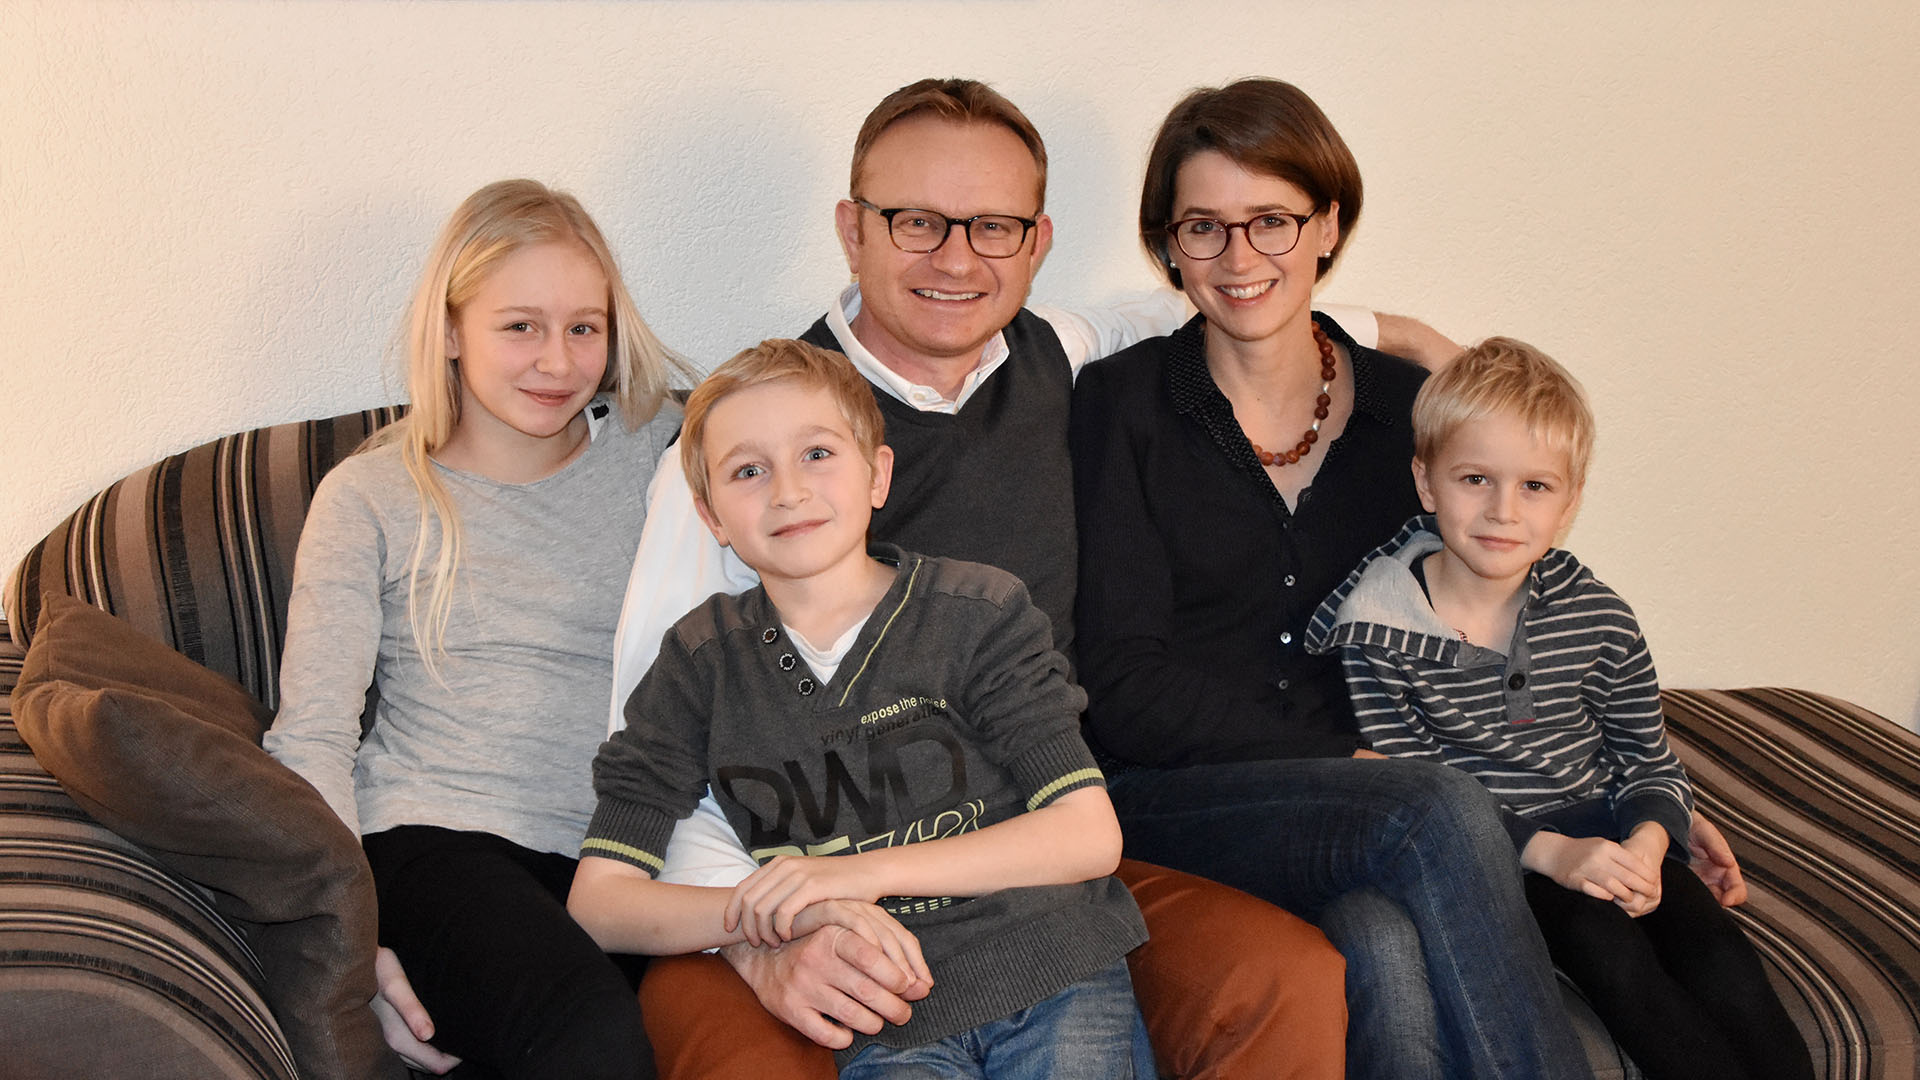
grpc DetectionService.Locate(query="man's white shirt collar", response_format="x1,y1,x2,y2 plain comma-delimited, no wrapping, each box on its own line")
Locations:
820,283,1373,412
827,282,1010,414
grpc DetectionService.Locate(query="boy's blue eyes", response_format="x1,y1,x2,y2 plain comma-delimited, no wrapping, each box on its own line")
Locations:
1458,474,1554,492
729,449,835,481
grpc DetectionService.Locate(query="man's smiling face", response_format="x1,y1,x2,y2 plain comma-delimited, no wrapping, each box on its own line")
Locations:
835,114,1052,383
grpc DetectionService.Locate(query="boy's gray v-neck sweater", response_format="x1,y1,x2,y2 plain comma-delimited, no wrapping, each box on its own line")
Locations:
588,546,1146,1060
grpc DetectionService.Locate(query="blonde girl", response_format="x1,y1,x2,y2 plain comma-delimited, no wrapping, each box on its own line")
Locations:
266,179,687,1078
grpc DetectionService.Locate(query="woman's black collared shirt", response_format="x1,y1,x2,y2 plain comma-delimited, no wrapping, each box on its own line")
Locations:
1070,313,1427,767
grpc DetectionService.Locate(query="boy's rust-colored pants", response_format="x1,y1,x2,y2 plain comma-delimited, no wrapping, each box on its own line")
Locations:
638,858,1347,1080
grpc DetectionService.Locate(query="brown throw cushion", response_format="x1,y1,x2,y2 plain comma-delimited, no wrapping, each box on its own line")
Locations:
12,594,403,1080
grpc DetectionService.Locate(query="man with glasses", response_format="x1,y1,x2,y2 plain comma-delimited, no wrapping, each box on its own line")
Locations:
605,79,1446,1079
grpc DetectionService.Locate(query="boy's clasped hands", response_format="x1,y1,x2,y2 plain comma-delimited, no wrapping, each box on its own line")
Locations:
1521,821,1671,917
724,853,935,993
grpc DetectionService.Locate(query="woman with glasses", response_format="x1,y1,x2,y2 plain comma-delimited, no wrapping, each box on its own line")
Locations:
1069,79,1588,1079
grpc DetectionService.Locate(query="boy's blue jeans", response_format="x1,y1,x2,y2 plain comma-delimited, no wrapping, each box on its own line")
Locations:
837,959,1153,1080
1107,756,1589,1080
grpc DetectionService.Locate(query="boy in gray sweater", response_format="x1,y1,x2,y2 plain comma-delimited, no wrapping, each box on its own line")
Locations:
568,339,1148,1078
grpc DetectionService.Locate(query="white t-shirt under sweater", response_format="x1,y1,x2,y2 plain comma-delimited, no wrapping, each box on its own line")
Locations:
266,397,682,856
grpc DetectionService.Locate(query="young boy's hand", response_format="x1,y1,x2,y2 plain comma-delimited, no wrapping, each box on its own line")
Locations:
1521,831,1659,912
1614,821,1670,916
788,899,934,993
726,854,880,946
1687,813,1748,907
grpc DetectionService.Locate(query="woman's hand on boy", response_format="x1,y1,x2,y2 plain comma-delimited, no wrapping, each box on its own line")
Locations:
1374,312,1464,371
1521,831,1659,912
727,854,879,946
789,899,934,993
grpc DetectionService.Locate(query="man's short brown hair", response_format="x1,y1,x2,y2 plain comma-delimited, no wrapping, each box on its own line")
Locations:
680,338,887,507
849,78,1048,210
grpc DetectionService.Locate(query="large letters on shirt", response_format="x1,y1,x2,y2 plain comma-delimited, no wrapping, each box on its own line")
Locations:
718,722,972,861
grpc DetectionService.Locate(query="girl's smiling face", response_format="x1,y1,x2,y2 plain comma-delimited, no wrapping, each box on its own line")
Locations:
444,240,609,471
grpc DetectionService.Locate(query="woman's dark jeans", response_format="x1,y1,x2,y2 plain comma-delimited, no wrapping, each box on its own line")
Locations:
1108,756,1587,1080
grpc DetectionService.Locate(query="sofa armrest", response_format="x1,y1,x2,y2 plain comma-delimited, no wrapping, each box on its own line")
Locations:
1662,687,1920,1079
4,405,404,708
0,621,297,1079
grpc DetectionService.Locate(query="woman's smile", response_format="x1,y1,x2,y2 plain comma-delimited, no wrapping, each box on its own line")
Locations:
1166,151,1337,356
1216,279,1277,301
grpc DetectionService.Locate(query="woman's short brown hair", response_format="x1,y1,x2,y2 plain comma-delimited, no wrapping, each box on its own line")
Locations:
1139,78,1362,288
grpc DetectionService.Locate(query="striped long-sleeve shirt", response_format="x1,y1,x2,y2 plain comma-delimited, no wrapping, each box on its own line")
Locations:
1305,516,1692,853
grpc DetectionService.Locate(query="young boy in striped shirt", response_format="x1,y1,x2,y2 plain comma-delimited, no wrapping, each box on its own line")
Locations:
1306,337,1811,1080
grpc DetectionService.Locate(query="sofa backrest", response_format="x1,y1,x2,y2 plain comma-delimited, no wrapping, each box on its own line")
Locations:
5,406,406,708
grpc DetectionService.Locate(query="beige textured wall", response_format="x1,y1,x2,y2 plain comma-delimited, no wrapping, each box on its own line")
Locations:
3,2,1917,729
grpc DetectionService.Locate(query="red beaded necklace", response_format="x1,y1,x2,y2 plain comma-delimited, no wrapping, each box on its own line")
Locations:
1250,324,1336,467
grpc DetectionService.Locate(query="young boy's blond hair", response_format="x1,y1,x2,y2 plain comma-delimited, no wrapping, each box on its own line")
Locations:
1411,336,1596,488
679,338,887,506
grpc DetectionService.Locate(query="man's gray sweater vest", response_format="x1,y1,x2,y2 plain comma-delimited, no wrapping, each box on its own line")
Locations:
799,310,1080,660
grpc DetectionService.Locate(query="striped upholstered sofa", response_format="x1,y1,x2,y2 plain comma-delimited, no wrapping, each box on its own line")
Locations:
3,407,1917,1079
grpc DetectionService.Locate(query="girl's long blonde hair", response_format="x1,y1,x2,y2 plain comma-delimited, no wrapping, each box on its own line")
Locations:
372,178,689,677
